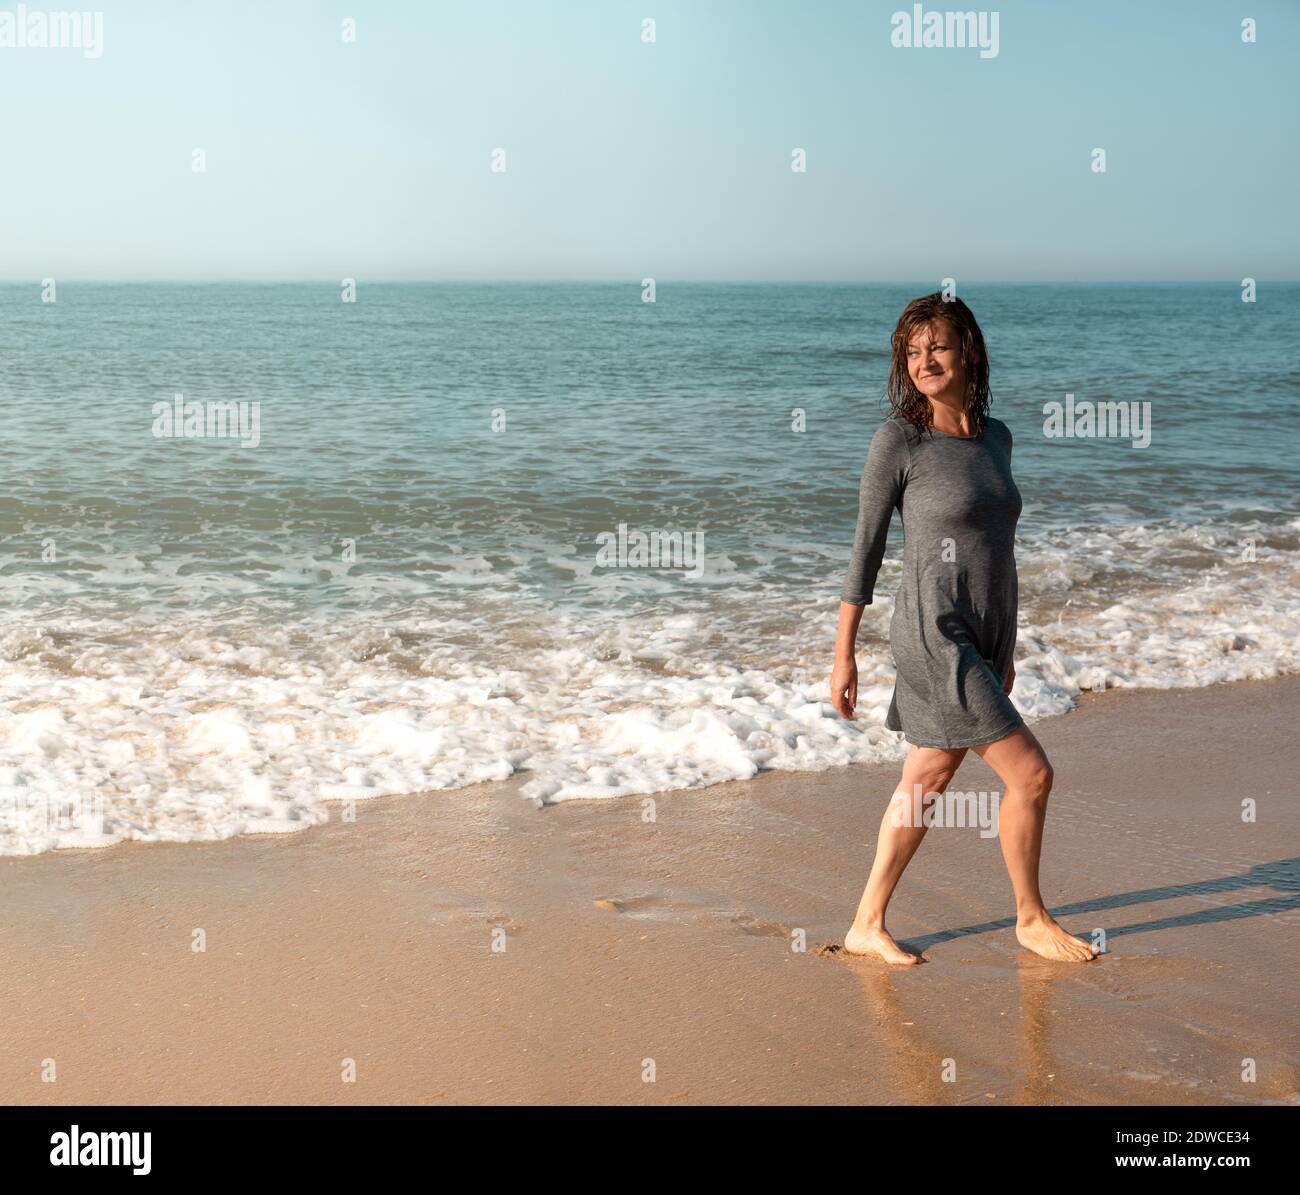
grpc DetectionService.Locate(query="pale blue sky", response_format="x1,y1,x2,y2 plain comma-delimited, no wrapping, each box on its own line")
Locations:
1,0,1295,280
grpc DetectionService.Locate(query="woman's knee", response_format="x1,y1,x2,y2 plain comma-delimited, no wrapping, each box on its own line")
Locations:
1019,755,1053,799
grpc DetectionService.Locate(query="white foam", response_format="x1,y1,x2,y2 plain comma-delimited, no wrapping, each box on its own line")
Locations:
0,515,1295,855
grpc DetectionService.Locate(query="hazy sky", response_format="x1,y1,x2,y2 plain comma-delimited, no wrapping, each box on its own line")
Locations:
2,0,1295,280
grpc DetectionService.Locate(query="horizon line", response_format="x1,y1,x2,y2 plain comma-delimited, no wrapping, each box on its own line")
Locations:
2,277,1294,286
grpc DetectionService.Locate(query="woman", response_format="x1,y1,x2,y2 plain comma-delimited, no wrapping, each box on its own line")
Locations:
830,292,1096,966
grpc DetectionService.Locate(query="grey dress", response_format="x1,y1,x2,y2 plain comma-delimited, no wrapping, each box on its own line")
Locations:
841,413,1024,749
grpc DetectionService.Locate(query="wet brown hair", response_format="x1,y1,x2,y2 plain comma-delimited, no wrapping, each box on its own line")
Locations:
885,292,991,438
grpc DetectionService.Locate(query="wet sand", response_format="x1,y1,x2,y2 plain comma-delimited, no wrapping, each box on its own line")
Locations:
2,676,1297,1105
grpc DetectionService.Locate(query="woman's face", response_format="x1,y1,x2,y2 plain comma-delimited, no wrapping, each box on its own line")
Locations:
906,319,965,403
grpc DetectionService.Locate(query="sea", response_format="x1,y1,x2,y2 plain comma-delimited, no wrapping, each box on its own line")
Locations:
1,281,1297,854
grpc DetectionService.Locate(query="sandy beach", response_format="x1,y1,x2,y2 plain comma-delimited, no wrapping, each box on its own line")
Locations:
2,675,1296,1107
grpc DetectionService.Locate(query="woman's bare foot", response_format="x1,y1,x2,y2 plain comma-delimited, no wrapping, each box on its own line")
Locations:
1015,911,1098,962
843,923,922,965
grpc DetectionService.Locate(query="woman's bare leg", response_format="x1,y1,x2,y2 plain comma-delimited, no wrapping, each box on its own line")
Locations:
972,725,1097,962
844,744,967,964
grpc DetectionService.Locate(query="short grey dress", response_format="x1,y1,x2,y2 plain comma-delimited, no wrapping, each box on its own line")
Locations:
841,414,1024,749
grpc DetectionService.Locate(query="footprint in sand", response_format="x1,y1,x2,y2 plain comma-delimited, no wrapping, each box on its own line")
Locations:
730,913,794,940
594,897,798,944
592,894,702,921
429,898,520,934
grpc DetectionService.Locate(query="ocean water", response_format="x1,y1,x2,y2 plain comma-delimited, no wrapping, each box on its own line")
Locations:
1,281,1297,854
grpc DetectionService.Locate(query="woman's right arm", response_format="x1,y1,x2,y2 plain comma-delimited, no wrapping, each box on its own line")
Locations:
830,421,908,719
830,601,866,718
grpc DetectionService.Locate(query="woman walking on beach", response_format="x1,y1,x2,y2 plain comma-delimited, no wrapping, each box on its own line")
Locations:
830,292,1096,966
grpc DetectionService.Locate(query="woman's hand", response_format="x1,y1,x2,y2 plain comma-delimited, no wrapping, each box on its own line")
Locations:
1003,662,1016,696
832,601,866,719
831,655,859,719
